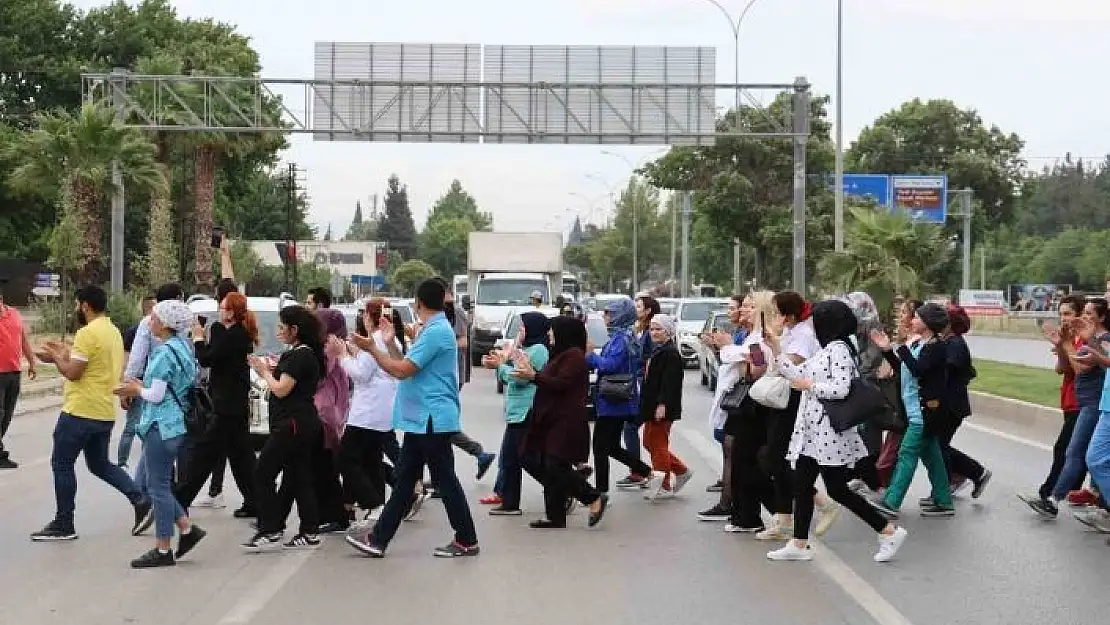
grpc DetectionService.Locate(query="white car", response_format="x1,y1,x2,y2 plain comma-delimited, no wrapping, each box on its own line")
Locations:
187,293,298,448
672,298,729,367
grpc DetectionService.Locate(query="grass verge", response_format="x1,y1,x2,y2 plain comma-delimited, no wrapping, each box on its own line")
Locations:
970,359,1059,408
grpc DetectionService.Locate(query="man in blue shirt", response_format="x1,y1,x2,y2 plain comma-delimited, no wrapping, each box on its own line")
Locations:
345,278,479,558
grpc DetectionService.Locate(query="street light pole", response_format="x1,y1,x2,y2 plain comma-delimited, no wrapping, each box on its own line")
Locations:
834,0,845,252
699,0,762,293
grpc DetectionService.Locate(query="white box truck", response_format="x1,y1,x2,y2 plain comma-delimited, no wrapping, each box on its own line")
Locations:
464,232,563,365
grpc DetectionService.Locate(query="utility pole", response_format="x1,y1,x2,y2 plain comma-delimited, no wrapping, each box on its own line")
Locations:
109,67,127,292
670,194,677,297
791,77,810,294
959,188,973,290
980,245,986,289
681,191,693,298
286,163,299,294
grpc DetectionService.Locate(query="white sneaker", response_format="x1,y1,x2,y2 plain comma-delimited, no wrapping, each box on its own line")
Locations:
672,470,694,494
814,500,841,537
874,526,908,562
195,492,226,509
767,541,814,561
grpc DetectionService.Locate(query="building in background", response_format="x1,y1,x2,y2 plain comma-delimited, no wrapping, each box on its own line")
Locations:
247,240,388,297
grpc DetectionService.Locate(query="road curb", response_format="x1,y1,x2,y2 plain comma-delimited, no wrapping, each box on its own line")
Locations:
970,390,1057,427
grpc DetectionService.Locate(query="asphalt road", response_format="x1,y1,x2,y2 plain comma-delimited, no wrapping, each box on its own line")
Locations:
965,334,1054,369
1,369,1107,625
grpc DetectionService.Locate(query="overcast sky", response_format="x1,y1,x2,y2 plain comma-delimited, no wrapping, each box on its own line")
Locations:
73,0,1110,237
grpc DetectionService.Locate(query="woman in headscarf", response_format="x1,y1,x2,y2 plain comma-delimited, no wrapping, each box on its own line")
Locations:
586,297,654,493
625,295,663,480
869,302,956,519
114,300,206,568
514,316,609,529
639,314,693,499
481,311,551,516
937,305,991,499
764,299,907,563
313,308,352,533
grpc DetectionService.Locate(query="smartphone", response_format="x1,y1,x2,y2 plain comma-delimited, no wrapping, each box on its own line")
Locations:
197,315,208,327
210,226,225,249
749,343,766,367
381,306,392,319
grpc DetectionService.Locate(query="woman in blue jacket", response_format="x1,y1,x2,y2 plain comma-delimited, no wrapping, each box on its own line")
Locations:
587,297,654,493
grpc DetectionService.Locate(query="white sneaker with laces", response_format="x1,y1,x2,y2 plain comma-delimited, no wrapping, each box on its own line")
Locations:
767,541,814,561
874,526,908,562
195,493,226,509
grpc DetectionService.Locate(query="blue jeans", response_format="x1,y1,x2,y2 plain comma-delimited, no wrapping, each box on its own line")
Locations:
1052,404,1100,500
51,412,143,526
713,428,726,444
1085,411,1110,509
117,399,142,467
622,421,642,462
143,424,186,539
371,430,477,548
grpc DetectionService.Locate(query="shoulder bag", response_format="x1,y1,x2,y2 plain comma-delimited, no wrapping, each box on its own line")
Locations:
165,345,213,435
817,342,896,433
596,333,638,403
749,369,791,410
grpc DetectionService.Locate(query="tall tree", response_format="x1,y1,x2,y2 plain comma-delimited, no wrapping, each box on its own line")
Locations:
377,174,418,259
425,179,493,231
345,199,377,240
5,103,166,284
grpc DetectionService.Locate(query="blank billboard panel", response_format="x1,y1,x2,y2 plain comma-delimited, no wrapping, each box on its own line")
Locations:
313,42,482,142
482,45,716,145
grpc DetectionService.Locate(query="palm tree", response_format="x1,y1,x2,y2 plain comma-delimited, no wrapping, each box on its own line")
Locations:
5,104,167,284
818,206,950,315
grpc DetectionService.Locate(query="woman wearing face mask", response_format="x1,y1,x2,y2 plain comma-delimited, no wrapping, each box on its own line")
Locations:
698,294,751,521
481,312,551,516
114,300,206,568
765,299,908,563
586,297,654,493
243,306,326,552
513,316,609,529
869,303,956,519
638,314,693,500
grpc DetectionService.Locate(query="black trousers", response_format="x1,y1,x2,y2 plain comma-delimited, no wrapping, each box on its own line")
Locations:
175,411,256,510
0,371,20,462
730,401,775,528
793,455,888,541
338,426,391,510
592,418,653,493
1041,409,1085,499
256,418,319,535
524,454,601,526
764,390,801,515
278,428,347,527
934,417,986,483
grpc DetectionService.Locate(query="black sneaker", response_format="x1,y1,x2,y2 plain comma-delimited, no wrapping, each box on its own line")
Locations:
489,506,523,516
616,475,647,489
476,453,496,480
920,504,956,517
867,497,900,520
130,548,175,569
344,532,385,558
176,525,207,559
132,500,154,536
697,504,730,522
1023,495,1059,519
232,506,257,519
283,533,322,550
317,521,349,534
972,469,993,499
706,480,724,493
433,540,480,558
241,531,283,552
30,520,78,542
0,457,18,470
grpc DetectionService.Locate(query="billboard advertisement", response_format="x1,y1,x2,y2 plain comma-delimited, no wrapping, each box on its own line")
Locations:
958,289,1006,316
1007,284,1071,312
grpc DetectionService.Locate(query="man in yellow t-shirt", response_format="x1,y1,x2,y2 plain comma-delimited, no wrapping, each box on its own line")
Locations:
30,285,151,542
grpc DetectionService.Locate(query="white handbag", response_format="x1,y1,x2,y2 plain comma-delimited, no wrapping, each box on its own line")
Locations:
749,373,791,409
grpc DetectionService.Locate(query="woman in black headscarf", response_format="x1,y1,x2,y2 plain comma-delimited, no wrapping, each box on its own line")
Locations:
763,299,907,563
513,316,609,529
481,312,551,515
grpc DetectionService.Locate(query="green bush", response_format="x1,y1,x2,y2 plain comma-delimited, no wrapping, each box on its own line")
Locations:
31,298,73,335
107,290,145,331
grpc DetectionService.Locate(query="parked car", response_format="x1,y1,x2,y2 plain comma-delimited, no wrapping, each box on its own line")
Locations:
187,293,298,451
673,298,729,367
697,311,735,391
657,297,679,316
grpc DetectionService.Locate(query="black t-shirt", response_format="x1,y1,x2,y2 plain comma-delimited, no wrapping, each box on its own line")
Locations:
267,344,321,426
194,322,254,416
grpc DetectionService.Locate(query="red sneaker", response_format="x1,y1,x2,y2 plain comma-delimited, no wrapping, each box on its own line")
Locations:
1066,488,1099,507
479,494,503,505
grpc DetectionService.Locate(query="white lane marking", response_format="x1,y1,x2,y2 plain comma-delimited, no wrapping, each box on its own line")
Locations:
217,550,314,624
675,424,916,625
962,421,1053,453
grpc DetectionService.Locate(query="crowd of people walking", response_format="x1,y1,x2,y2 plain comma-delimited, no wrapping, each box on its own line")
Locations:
11,269,1110,571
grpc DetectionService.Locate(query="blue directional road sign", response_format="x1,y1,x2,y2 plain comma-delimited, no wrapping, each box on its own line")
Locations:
838,174,892,207
890,174,948,224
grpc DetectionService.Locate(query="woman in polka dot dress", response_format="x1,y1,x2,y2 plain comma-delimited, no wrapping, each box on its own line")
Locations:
763,299,909,564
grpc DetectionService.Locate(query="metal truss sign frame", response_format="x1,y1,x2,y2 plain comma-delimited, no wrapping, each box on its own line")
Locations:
82,43,809,145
